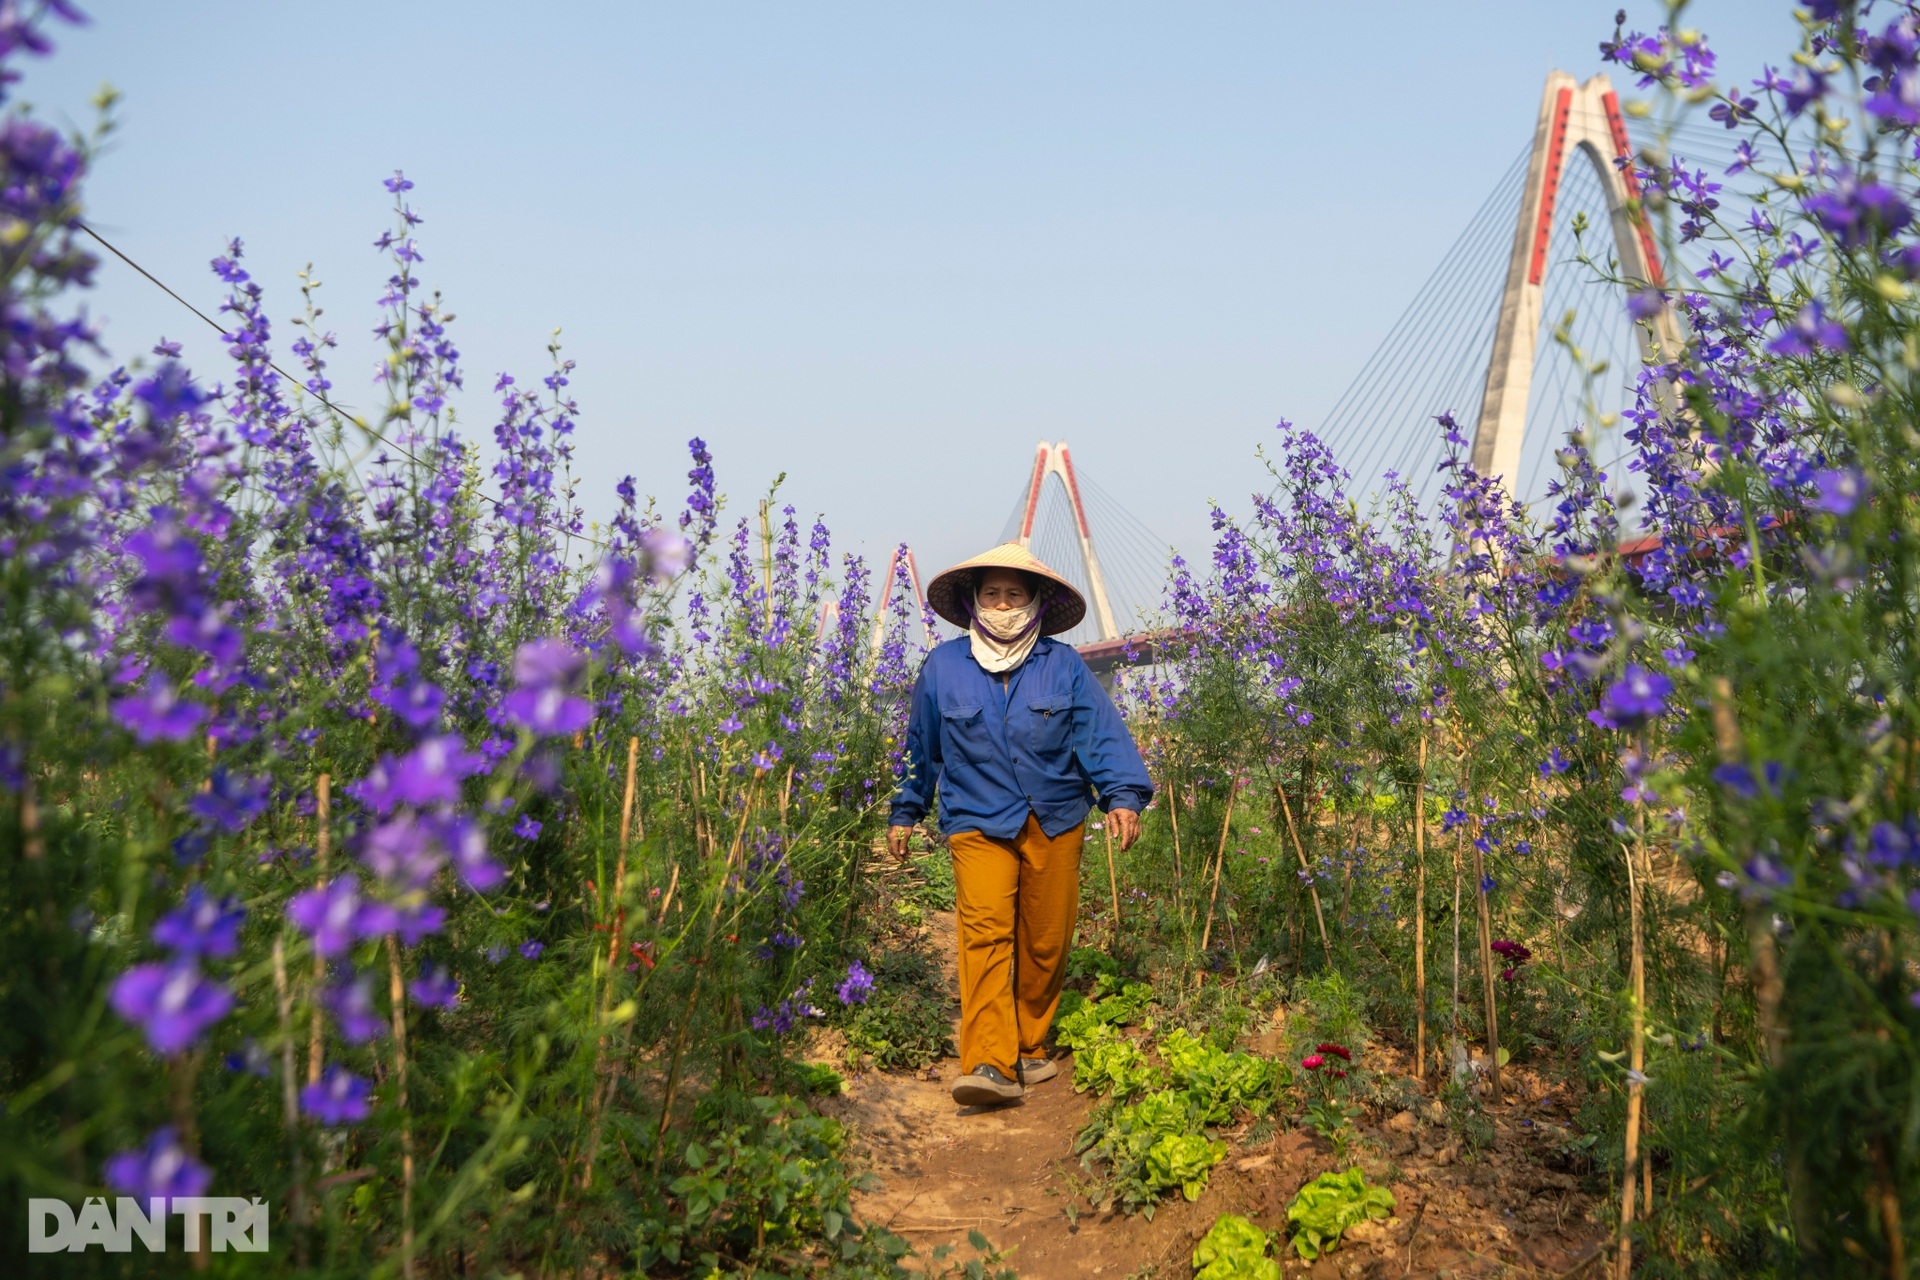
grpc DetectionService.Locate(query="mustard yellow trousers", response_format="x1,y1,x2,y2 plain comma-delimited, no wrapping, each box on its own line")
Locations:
948,813,1083,1079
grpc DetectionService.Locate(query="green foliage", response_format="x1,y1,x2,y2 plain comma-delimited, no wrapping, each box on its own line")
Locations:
642,1095,913,1276
1147,1131,1229,1202
1067,946,1122,985
1192,1213,1281,1280
837,946,954,1070
1054,980,1155,1049
929,1229,1020,1280
1077,1089,1224,1216
1159,1027,1283,1122
1072,1037,1168,1099
1285,1168,1395,1261
907,851,957,912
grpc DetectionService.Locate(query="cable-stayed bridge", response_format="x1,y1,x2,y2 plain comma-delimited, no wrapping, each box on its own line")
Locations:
895,70,1742,674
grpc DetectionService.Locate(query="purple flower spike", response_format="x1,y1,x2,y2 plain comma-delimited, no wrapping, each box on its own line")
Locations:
325,972,387,1044
411,963,460,1009
112,677,207,744
300,1065,372,1125
103,1127,212,1212
513,638,587,690
1809,467,1866,517
442,816,504,892
188,769,270,833
286,875,399,956
836,960,874,1006
110,961,234,1056
1768,301,1849,356
151,887,245,958
1601,665,1672,728
503,686,595,737
638,526,693,584
359,812,446,890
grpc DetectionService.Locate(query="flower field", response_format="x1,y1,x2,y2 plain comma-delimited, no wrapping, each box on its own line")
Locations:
4,2,1920,1278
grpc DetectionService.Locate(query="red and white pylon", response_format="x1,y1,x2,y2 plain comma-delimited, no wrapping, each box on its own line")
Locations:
1472,71,1684,490
1015,440,1119,641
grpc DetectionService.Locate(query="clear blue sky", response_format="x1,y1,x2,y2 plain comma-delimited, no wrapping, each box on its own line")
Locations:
26,1,1794,590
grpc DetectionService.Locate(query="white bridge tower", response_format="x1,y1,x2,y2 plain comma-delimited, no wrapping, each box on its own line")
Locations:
1472,71,1684,488
1015,440,1120,642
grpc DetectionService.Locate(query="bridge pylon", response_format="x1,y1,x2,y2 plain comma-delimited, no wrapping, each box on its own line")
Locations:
1472,71,1684,491
1015,441,1120,641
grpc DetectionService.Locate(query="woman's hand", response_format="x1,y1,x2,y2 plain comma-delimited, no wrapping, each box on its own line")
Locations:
887,825,913,859
1109,807,1140,851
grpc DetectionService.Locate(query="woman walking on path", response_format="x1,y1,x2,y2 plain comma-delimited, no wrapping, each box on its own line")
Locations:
888,542,1153,1108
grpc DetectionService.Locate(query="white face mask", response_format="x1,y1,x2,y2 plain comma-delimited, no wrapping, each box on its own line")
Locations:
969,591,1043,673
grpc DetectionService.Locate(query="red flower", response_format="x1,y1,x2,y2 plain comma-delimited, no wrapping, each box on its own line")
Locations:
1302,1054,1325,1070
1316,1042,1352,1061
1333,1070,1349,1079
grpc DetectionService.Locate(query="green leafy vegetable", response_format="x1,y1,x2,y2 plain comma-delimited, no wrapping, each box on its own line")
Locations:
1147,1131,1228,1201
1192,1213,1280,1280
1285,1167,1395,1260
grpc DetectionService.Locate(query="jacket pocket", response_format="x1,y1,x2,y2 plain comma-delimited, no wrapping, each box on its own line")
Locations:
940,704,993,766
1026,693,1072,758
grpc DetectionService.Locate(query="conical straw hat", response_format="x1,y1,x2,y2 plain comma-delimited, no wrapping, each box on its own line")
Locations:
925,542,1087,636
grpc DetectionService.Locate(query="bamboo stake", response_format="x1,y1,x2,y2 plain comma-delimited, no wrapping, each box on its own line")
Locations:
1275,781,1333,965
1617,829,1647,1280
1199,774,1241,953
271,938,308,1263
1449,825,1463,1081
579,738,641,1191
1166,767,1187,928
1414,728,1428,1088
1469,815,1502,1103
307,774,330,1087
385,937,415,1280
1102,818,1122,939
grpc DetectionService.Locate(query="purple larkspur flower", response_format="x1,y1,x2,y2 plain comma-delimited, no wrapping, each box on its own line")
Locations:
151,887,244,958
359,812,445,890
163,606,242,668
1540,747,1571,776
520,940,544,960
1601,665,1672,727
286,875,400,956
110,961,234,1056
301,1065,372,1125
442,815,503,892
513,638,587,689
111,677,206,744
1768,302,1849,356
132,360,207,420
503,685,595,737
352,735,489,813
512,814,542,840
639,526,693,583
325,972,386,1043
103,1127,212,1212
836,960,874,1006
1809,467,1866,516
188,769,270,833
411,963,460,1009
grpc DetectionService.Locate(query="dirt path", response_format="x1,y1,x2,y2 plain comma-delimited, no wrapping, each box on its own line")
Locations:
822,911,1609,1280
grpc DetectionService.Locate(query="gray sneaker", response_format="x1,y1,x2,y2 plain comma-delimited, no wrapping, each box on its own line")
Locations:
1018,1057,1059,1084
951,1065,1025,1106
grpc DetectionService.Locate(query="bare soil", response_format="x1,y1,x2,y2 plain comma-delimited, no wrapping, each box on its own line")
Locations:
817,911,1611,1280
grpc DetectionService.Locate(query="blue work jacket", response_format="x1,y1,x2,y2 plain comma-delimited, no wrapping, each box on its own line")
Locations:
890,636,1154,840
